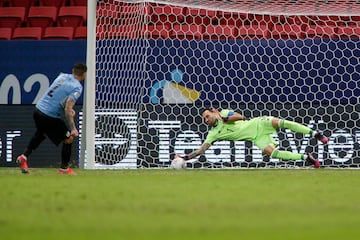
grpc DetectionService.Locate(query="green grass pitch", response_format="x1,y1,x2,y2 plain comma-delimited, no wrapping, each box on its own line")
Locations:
1,168,360,240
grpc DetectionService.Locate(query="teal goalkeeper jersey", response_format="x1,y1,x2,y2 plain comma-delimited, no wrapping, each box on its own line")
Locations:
204,109,258,145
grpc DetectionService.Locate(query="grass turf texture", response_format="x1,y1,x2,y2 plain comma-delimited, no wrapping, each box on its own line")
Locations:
1,168,359,240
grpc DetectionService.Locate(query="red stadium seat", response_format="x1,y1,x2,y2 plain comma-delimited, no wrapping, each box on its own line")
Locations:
271,24,304,39
108,25,145,39
170,24,204,40
74,26,86,39
0,7,25,29
203,24,238,40
315,15,345,27
58,6,87,28
71,0,87,6
150,4,185,25
336,26,360,39
0,27,12,39
8,0,36,13
217,11,247,27
39,0,66,8
43,26,73,40
304,25,336,38
27,6,57,29
96,4,121,26
244,14,276,30
283,15,313,27
145,24,171,39
12,27,42,40
118,4,149,25
347,16,360,26
96,25,141,39
238,24,270,39
185,7,217,25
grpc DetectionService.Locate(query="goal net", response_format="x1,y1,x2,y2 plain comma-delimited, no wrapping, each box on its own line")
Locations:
81,0,360,169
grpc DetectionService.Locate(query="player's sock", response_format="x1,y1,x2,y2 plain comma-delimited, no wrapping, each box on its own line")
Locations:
61,143,72,169
271,149,304,160
23,149,32,157
279,119,312,135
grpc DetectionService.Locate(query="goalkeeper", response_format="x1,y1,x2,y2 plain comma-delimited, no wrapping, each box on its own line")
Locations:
16,63,87,175
175,107,328,168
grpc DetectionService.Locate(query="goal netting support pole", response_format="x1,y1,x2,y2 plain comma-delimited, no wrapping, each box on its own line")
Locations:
81,0,360,169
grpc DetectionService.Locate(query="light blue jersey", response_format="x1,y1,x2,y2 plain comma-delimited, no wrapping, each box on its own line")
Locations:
36,73,83,119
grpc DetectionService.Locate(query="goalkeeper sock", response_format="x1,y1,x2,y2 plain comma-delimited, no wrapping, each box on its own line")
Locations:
279,119,312,135
271,149,304,161
61,143,72,169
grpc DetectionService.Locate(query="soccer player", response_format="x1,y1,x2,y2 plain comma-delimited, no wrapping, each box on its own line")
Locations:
16,63,87,174
174,107,328,168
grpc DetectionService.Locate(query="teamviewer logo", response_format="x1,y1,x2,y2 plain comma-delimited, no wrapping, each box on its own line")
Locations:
93,110,138,166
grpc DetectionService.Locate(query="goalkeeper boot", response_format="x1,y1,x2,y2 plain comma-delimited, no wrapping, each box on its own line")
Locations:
58,167,76,175
306,153,320,168
314,131,328,144
16,155,29,174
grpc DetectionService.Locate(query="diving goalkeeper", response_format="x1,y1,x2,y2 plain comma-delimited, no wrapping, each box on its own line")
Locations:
174,108,328,168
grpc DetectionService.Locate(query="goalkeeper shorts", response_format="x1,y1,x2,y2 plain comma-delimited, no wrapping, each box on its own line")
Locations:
253,116,278,151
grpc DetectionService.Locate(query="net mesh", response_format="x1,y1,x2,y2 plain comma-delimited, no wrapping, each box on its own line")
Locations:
90,0,360,168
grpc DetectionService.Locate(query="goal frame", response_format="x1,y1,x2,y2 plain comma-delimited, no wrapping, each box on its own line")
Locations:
80,0,96,169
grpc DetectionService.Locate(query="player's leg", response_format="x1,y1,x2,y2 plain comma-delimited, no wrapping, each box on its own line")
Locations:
45,118,76,174
272,117,328,144
257,135,303,161
257,136,320,168
58,142,76,175
16,110,47,173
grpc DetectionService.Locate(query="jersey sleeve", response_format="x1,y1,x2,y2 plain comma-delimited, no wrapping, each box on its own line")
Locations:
220,109,235,118
68,84,83,103
204,129,217,145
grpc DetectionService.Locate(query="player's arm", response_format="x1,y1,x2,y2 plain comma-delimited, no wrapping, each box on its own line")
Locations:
175,142,211,161
223,112,246,122
64,97,78,137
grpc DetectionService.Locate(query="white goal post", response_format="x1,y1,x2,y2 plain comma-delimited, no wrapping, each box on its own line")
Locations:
81,0,360,169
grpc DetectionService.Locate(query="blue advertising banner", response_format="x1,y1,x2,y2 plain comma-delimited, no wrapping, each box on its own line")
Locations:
145,39,360,105
1,39,359,105
0,40,86,105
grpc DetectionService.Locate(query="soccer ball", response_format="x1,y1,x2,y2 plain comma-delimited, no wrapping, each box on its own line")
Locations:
170,157,186,169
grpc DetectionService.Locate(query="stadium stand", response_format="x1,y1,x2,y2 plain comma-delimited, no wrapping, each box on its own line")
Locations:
0,27,12,39
57,6,87,27
71,0,87,6
150,4,185,26
73,25,86,39
170,24,204,40
216,11,247,26
39,0,66,8
238,24,271,39
271,24,303,39
0,1,359,40
43,26,73,39
96,3,121,26
203,24,238,40
185,7,217,25
27,6,57,29
0,7,25,29
146,23,171,39
12,26,42,40
304,25,337,38
337,25,360,39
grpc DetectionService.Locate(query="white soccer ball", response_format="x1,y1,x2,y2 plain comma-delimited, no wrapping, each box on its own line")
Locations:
170,157,186,169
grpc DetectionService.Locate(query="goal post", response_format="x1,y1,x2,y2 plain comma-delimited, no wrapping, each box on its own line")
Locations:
81,0,360,169
80,0,97,169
